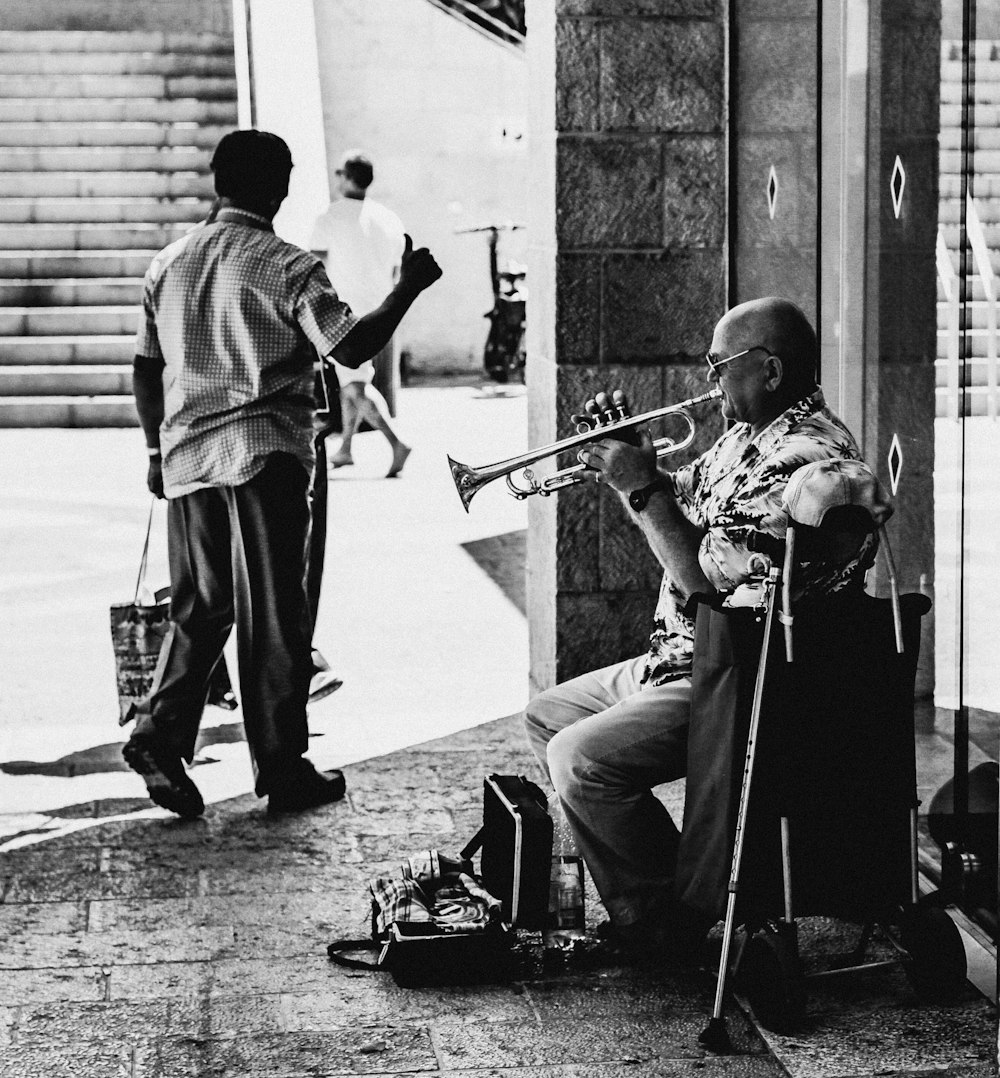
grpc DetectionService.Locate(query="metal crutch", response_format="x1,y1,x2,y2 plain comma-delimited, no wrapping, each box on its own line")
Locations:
699,563,781,1053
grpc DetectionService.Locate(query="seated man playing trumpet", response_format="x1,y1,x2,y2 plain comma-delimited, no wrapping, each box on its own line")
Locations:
523,296,878,964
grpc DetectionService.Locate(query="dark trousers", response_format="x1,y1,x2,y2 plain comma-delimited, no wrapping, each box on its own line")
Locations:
306,432,328,630
137,453,313,795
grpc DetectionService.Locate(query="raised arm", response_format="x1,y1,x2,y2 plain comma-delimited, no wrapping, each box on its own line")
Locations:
331,234,441,368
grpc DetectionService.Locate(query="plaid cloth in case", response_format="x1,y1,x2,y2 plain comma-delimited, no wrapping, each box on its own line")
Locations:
369,873,501,938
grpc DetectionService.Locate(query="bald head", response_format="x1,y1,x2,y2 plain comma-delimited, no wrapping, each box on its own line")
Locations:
717,297,818,398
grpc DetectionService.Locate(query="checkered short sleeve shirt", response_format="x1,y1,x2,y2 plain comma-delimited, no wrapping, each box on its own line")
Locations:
135,211,357,498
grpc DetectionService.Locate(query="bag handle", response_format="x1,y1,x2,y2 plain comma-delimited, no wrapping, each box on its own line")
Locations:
460,828,485,862
133,498,157,604
326,938,383,972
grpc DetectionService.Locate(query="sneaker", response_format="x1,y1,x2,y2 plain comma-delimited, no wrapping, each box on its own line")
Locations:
122,739,205,818
308,667,343,705
267,765,346,813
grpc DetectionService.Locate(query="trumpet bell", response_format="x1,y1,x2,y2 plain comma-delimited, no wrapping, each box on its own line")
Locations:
448,455,483,513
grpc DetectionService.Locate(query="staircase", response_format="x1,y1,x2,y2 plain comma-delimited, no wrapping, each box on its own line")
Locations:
938,38,1000,419
0,31,236,427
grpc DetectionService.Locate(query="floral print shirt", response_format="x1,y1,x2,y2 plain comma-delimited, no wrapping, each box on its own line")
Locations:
642,388,876,686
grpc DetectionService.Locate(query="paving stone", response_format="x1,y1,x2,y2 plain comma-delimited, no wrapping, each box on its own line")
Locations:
282,981,535,1031
145,1027,436,1078
0,899,86,937
2,925,235,969
0,1041,134,1078
0,1007,13,1048
87,892,357,933
205,863,371,898
15,995,283,1044
433,1010,763,1069
440,1063,779,1078
3,867,200,904
526,968,718,1018
0,964,107,1007
110,955,343,1003
14,998,172,1046
168,994,285,1038
344,808,456,838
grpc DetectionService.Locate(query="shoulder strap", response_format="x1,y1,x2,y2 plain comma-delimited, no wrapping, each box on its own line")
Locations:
326,938,382,972
461,827,485,861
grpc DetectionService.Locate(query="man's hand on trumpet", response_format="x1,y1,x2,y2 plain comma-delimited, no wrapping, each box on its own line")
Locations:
575,391,659,494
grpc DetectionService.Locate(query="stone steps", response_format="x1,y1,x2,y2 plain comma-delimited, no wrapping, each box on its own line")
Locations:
0,31,234,53
0,279,143,306
0,197,210,224
0,97,237,123
0,171,213,198
0,146,212,172
0,29,233,427
0,73,237,99
0,123,231,149
0,52,234,76
0,336,135,365
0,364,131,395
0,395,138,427
0,306,139,336
0,223,189,250
0,252,157,279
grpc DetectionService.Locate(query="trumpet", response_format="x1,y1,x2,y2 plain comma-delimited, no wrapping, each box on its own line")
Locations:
448,387,722,511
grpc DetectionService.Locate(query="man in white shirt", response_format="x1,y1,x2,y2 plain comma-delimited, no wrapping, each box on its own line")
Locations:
310,152,411,477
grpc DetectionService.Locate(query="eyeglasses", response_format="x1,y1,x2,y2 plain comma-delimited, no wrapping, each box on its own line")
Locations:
704,345,771,375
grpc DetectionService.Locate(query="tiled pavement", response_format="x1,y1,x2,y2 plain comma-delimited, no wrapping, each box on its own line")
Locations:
1,713,996,1078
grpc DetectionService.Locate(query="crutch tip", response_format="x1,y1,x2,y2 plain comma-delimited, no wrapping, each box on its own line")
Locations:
698,1017,733,1053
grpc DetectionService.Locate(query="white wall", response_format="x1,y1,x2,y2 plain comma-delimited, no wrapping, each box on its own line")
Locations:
245,0,330,249
311,0,529,374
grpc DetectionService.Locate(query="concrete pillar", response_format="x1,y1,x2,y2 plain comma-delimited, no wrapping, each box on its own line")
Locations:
527,0,728,694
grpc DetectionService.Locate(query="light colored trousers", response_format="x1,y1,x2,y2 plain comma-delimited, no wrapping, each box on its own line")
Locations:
523,656,692,929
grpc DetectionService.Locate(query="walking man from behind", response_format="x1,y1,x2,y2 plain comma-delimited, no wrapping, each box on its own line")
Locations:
126,129,441,817
310,150,411,477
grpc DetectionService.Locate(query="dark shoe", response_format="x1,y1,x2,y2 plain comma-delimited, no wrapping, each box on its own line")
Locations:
267,765,346,813
122,739,204,818
598,916,705,970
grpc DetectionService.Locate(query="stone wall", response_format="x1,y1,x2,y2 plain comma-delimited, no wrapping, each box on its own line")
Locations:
528,0,727,692
0,0,232,32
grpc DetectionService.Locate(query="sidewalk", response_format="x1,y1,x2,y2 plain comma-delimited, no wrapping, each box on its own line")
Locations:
0,385,995,1077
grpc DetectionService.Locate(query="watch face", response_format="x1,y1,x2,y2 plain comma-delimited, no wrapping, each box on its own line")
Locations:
629,488,647,512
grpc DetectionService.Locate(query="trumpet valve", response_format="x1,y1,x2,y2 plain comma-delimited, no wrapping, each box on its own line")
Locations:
612,388,630,419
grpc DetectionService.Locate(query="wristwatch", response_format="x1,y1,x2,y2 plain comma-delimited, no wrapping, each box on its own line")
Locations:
628,475,670,513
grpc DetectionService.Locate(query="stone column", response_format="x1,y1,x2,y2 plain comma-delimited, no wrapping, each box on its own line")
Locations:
527,0,728,694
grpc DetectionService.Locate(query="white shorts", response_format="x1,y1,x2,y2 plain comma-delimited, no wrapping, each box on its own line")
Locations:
332,358,375,386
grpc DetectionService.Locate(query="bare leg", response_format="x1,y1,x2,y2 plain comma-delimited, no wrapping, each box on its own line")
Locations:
331,382,364,465
354,384,411,476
